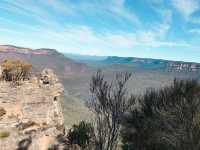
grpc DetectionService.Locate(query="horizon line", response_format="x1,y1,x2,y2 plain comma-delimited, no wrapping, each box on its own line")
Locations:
1,44,200,64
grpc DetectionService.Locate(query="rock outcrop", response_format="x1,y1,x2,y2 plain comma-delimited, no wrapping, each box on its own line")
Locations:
0,69,65,150
167,62,200,72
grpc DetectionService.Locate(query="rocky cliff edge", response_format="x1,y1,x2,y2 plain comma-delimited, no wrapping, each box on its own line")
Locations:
0,69,65,150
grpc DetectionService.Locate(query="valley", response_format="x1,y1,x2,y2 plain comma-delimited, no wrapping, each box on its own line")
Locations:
1,45,200,126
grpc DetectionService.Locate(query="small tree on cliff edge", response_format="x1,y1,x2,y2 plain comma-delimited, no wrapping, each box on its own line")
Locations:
88,70,135,150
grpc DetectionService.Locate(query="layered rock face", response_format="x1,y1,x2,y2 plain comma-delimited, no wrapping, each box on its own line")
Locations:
167,62,200,72
0,69,65,150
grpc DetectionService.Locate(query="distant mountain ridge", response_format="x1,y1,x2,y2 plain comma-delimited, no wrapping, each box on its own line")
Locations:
0,45,64,55
0,45,87,77
1,45,199,74
104,56,200,72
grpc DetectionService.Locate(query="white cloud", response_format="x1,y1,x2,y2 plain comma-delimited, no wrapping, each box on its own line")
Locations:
171,0,199,18
42,0,75,15
0,14,191,55
189,28,200,34
27,25,191,52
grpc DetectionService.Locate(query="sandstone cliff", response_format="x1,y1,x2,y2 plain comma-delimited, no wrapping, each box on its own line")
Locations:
0,69,65,150
167,62,200,72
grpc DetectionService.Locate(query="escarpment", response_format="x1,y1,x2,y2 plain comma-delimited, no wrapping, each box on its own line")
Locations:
0,69,65,150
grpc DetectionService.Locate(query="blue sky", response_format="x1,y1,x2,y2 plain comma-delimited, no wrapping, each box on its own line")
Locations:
0,0,200,62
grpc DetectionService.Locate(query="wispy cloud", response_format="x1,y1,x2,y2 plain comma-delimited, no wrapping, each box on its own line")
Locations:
1,20,191,56
41,0,138,24
106,0,141,26
0,0,55,27
189,28,200,34
171,0,199,19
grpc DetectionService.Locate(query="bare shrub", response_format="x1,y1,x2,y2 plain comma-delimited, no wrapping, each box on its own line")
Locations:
88,70,135,150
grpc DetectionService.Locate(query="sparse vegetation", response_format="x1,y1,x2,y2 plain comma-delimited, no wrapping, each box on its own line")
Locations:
1,59,32,82
67,121,95,149
0,131,10,139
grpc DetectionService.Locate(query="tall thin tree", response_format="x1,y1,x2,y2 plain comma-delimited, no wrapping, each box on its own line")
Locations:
88,70,135,150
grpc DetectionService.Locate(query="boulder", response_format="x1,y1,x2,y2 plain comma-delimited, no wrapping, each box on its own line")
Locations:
41,69,59,85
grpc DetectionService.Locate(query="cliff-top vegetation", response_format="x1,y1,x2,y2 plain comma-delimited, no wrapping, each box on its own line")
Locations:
1,59,32,82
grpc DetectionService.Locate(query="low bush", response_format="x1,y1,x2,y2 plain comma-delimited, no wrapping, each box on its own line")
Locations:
1,59,32,82
67,121,95,149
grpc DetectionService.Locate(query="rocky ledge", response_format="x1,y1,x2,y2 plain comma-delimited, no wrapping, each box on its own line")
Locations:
0,69,65,150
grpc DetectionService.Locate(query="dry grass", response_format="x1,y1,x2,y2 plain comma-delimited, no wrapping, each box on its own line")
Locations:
0,131,10,139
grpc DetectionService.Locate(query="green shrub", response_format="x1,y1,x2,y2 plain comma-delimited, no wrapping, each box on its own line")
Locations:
121,79,200,150
67,121,94,149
